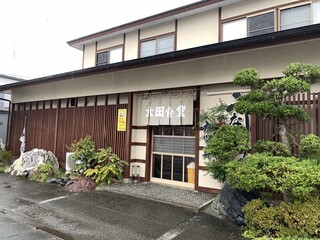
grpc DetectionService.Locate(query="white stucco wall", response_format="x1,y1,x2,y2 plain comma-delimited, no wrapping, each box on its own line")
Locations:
97,35,124,51
221,0,300,20
140,21,175,40
83,42,96,68
124,31,139,61
177,9,219,50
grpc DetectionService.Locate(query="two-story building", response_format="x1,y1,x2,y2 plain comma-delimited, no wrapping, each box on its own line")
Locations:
2,0,320,193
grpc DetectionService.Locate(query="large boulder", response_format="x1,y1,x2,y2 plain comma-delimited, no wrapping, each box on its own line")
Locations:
210,183,260,225
64,177,96,192
9,148,59,176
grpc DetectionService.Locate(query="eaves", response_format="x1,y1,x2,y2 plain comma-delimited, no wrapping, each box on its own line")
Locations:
1,23,320,92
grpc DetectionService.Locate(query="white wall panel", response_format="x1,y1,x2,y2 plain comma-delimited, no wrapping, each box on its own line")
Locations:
198,169,222,189
130,145,146,160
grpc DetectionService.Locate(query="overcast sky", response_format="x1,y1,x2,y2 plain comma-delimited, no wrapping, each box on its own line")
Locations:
0,0,198,79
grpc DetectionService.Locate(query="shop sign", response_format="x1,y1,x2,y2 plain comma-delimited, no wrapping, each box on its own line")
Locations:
117,109,127,131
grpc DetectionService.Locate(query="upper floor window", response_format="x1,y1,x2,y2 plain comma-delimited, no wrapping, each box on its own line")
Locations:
140,35,174,58
96,46,123,66
248,12,275,37
280,4,311,30
222,12,275,41
222,3,314,42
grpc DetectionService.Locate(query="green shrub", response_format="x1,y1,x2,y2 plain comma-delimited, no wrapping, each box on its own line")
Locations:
0,149,12,161
242,198,320,239
30,163,63,182
253,140,291,157
200,101,230,144
226,154,320,200
0,162,5,173
205,125,249,181
300,134,320,159
205,125,249,161
84,147,128,185
67,136,96,175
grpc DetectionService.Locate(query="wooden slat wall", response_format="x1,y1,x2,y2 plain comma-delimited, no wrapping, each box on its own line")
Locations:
9,94,130,168
253,92,320,154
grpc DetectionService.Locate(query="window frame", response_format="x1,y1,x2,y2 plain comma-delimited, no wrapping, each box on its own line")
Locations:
279,3,312,30
139,33,175,58
222,10,276,41
96,45,123,66
221,1,313,42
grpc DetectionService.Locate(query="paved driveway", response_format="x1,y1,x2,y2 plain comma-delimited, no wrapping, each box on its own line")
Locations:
0,173,243,240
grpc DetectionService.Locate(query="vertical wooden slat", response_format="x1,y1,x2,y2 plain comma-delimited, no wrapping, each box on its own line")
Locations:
124,93,133,178
307,92,312,134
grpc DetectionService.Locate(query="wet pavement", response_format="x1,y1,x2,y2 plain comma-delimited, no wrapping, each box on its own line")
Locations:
0,173,244,239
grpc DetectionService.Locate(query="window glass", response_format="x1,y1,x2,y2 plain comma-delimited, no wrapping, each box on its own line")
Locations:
152,154,161,178
248,12,275,37
222,18,247,41
173,156,183,181
157,35,174,54
97,51,109,66
162,155,172,180
313,0,320,24
140,40,156,58
280,4,311,30
109,47,123,64
174,127,184,136
140,35,174,58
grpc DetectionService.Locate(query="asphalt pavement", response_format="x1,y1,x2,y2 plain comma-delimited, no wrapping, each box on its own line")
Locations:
0,173,243,240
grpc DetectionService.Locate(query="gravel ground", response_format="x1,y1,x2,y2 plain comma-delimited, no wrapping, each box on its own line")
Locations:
97,182,217,212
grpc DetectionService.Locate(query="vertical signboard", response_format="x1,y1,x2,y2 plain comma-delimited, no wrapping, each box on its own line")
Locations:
117,109,127,131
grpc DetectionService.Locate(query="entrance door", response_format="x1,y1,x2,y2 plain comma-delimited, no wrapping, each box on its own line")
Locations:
151,126,196,188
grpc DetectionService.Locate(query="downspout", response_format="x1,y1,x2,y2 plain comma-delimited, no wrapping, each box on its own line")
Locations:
0,97,12,150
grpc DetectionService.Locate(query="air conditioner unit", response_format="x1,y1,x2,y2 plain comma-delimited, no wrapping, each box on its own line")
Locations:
65,152,74,171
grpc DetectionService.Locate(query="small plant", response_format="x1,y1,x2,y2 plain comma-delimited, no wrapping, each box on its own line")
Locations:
242,198,320,239
0,162,5,173
67,136,96,175
84,147,128,185
30,163,63,183
0,149,12,162
200,101,230,144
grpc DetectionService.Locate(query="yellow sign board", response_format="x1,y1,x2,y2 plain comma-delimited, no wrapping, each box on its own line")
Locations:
117,109,127,131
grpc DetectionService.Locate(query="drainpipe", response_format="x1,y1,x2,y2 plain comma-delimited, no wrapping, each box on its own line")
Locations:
0,97,12,150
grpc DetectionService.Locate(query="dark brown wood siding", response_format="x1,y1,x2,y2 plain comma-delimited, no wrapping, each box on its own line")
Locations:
252,92,320,155
9,94,131,169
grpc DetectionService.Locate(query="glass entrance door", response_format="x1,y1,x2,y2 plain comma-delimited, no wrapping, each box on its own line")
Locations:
151,126,196,187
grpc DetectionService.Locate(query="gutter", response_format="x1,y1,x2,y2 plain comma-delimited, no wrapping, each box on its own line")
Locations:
1,23,320,92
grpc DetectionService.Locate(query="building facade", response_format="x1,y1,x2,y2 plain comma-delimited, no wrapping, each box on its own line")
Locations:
0,74,24,144
2,0,320,192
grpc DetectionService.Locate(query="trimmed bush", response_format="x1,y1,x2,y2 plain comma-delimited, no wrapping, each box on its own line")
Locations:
253,140,291,157
226,154,320,200
242,198,320,239
205,125,249,181
300,134,320,160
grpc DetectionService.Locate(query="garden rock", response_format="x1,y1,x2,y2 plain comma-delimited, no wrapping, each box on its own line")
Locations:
64,177,96,192
9,148,59,176
210,183,259,225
